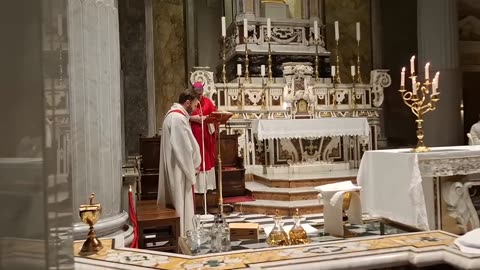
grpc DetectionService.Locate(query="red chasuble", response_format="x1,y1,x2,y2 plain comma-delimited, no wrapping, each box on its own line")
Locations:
190,96,217,172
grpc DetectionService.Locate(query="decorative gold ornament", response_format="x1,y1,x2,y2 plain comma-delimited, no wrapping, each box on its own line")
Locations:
79,193,103,254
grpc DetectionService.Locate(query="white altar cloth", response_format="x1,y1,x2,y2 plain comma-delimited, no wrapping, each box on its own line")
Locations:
358,145,480,230
252,118,370,140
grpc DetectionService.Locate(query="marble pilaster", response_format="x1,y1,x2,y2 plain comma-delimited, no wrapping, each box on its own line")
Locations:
68,0,128,239
417,0,463,146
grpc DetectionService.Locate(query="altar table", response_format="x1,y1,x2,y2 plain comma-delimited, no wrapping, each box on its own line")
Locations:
252,118,370,140
358,145,480,231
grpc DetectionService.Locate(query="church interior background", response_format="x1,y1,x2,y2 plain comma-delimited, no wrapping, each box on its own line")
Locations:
2,0,480,269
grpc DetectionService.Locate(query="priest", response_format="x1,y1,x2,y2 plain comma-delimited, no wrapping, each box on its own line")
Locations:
189,82,217,194
157,89,201,236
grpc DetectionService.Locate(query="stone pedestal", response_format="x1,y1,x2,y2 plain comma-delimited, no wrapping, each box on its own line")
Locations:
68,0,130,243
417,0,463,146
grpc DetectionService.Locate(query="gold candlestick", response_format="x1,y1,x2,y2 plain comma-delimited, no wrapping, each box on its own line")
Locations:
399,75,440,153
267,37,273,82
314,38,319,82
244,42,251,83
356,41,363,84
222,36,227,84
334,40,341,84
351,75,356,109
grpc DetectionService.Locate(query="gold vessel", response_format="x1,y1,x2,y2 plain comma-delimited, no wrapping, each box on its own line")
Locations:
288,209,309,245
79,193,103,254
266,210,289,246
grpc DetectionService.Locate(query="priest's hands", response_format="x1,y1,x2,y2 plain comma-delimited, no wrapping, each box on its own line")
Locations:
190,115,206,123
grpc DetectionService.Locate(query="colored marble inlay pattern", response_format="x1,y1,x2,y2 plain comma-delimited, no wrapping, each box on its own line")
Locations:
74,231,465,270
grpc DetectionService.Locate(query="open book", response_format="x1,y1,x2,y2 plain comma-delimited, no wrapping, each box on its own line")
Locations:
204,111,233,124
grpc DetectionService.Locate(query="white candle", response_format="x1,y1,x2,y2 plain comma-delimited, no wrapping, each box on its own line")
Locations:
432,77,437,94
433,71,440,94
57,15,63,36
412,77,417,95
243,18,248,39
221,17,226,37
331,65,336,77
425,62,430,80
261,65,266,77
351,65,356,77
237,64,242,76
356,22,360,41
401,67,405,87
267,18,271,38
410,56,415,75
314,21,319,40
334,21,339,41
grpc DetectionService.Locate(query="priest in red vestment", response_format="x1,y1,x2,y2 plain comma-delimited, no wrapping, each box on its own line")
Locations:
189,82,217,194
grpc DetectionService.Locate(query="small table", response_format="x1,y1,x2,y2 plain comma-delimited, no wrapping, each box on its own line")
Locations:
137,201,180,253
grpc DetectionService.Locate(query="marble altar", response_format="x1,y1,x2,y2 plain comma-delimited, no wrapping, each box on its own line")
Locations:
358,145,480,234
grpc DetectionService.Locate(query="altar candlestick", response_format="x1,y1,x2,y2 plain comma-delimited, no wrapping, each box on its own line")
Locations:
334,21,339,41
412,76,417,95
261,65,266,77
57,15,63,36
331,65,336,77
221,17,226,37
243,18,248,39
433,72,440,94
410,56,415,75
237,64,242,76
267,18,271,38
356,22,360,41
401,67,405,87
314,20,319,40
351,65,356,77
425,62,430,80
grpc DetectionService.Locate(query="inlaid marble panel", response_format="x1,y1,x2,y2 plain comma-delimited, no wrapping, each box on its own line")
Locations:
153,0,187,129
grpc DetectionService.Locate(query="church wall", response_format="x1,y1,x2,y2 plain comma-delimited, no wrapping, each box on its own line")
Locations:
379,0,418,147
324,0,372,84
196,0,222,71
153,0,187,129
119,0,149,155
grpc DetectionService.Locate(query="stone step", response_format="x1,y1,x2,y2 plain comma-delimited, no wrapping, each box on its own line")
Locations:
253,169,358,188
246,181,318,201
234,199,322,216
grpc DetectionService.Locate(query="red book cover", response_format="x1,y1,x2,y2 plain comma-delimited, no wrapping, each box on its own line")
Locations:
204,111,233,124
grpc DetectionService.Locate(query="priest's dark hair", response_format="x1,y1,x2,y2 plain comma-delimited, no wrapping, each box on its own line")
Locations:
178,89,199,104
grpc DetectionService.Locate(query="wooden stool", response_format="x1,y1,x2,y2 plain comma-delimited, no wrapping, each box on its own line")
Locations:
137,200,180,253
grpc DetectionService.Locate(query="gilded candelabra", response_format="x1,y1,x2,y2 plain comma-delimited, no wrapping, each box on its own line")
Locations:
334,40,341,84
314,38,319,81
351,73,356,109
355,41,363,84
244,43,251,83
222,36,227,84
399,72,440,153
267,37,273,82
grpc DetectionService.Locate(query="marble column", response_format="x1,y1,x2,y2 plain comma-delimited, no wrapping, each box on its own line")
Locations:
68,0,129,240
418,0,463,146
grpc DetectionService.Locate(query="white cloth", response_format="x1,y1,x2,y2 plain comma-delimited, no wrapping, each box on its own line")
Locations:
358,145,480,230
470,122,480,145
315,181,362,237
194,168,216,193
252,118,370,140
157,104,201,236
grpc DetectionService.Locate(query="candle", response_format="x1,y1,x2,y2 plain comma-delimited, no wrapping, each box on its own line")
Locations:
432,77,437,94
433,71,440,94
331,65,336,77
243,18,248,39
412,76,417,95
221,17,226,37
410,56,415,75
57,15,63,36
237,64,242,76
334,21,339,41
356,22,360,41
267,18,271,38
425,62,430,80
314,21,319,40
401,67,405,87
261,65,266,77
351,65,356,77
